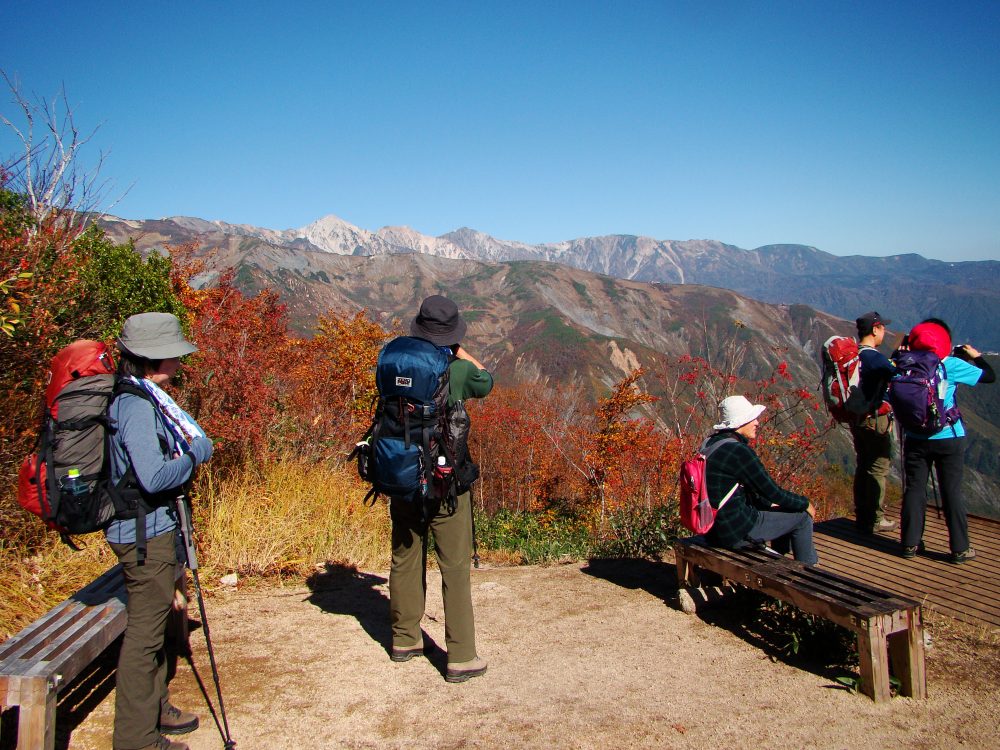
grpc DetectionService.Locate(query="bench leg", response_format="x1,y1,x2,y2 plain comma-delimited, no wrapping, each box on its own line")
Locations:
675,551,702,614
888,607,927,699
16,677,57,750
857,617,892,703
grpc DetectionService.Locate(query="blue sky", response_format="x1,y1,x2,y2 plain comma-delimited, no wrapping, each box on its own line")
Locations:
2,1,998,261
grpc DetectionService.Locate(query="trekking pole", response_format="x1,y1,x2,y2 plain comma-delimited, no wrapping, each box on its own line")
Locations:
929,471,943,520
175,495,237,750
897,418,911,513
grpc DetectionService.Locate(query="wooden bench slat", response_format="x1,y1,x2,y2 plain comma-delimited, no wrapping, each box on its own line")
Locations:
18,606,127,673
0,567,126,666
674,537,927,703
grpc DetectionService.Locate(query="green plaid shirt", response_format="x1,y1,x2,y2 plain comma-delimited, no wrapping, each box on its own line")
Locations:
703,430,810,547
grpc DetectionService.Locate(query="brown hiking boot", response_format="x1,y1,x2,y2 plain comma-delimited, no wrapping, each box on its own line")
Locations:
134,735,189,750
390,643,425,662
445,656,487,683
160,702,199,734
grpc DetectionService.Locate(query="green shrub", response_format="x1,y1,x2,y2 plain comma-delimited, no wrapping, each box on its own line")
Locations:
476,508,591,563
592,504,681,560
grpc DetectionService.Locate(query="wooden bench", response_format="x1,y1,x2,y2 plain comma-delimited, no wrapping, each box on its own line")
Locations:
674,537,927,703
0,565,187,750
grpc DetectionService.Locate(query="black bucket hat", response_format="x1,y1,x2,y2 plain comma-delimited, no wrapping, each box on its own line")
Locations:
410,295,467,346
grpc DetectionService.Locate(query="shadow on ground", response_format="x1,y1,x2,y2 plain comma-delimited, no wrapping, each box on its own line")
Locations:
583,555,856,688
582,557,679,603
305,563,392,649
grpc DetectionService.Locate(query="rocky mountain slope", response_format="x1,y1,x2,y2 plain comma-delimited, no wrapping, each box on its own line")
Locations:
101,214,1000,350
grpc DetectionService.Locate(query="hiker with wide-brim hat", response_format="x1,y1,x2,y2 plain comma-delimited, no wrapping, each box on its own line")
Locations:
701,395,818,565
106,312,213,750
391,295,494,683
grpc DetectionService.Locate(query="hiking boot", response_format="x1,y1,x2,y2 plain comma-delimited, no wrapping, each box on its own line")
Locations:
874,518,897,533
390,644,425,662
950,547,977,565
134,735,189,750
159,703,199,735
445,656,487,683
901,541,925,559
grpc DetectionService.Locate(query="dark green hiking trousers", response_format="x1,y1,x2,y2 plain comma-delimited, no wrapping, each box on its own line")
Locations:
109,530,177,750
389,490,478,663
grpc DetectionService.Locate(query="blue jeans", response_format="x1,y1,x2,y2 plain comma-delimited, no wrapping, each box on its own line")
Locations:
740,510,818,565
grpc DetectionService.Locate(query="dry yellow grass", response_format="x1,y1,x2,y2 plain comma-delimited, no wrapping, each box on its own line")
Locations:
0,459,390,638
0,530,117,640
192,457,391,580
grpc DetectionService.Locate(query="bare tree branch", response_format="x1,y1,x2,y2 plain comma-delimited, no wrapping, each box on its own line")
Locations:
2,71,116,238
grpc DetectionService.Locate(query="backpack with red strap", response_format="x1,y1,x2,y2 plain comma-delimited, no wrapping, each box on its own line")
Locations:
17,340,121,537
820,335,887,424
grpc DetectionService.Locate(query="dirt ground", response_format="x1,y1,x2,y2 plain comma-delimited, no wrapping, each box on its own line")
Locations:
48,559,1000,749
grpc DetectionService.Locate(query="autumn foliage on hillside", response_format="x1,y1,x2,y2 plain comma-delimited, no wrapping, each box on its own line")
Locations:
1,174,844,570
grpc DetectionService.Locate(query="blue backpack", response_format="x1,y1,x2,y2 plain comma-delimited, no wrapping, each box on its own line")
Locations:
889,350,961,435
354,336,457,505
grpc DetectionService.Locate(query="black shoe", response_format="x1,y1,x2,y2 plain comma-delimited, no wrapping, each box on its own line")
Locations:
901,541,925,559
950,547,976,565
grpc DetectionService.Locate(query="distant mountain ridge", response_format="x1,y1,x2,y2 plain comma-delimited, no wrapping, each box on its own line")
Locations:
101,213,1000,350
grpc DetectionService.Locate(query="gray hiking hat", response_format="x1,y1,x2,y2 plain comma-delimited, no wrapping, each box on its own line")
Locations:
410,295,467,346
117,312,197,360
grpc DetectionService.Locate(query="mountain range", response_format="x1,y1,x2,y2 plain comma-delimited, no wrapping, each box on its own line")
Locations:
101,213,1000,351
98,212,1000,519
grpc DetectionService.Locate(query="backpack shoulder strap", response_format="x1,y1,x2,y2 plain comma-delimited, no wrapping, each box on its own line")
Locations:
113,377,153,401
700,436,739,458
108,377,165,563
700,436,741,509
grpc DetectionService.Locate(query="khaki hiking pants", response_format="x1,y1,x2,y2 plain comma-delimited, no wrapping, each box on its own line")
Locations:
389,490,478,663
850,413,893,529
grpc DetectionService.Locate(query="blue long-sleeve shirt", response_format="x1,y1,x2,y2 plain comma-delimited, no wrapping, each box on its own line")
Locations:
104,391,197,544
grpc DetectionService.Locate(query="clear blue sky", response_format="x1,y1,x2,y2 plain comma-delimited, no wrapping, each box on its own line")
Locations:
3,1,998,261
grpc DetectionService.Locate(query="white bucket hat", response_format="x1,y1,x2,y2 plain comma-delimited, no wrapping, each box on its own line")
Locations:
117,312,197,360
714,395,766,431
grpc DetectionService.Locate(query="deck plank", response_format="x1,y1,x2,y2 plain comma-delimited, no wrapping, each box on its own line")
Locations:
814,508,1000,628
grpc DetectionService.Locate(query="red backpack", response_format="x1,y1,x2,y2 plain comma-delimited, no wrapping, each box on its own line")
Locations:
821,335,891,424
16,340,119,535
678,437,739,534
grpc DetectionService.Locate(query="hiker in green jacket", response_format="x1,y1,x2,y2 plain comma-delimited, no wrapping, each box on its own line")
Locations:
390,295,493,683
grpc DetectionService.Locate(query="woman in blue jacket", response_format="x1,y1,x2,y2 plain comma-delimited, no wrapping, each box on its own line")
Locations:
106,313,213,750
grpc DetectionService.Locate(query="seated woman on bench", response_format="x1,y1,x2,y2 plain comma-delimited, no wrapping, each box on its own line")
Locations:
703,395,818,565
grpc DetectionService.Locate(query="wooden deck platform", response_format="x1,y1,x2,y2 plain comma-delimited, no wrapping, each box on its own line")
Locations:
813,509,1000,630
